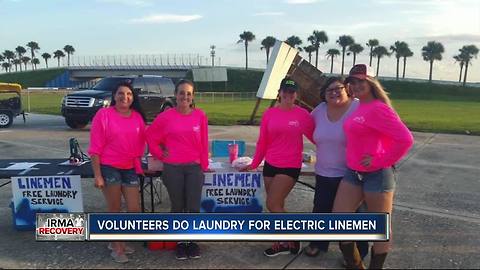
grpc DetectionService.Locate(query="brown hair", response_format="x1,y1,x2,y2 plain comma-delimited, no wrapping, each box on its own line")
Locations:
175,79,195,94
319,76,347,103
365,76,392,107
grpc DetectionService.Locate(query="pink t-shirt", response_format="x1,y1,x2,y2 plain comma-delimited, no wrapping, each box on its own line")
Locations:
88,107,146,173
145,108,209,171
251,106,314,169
343,100,414,172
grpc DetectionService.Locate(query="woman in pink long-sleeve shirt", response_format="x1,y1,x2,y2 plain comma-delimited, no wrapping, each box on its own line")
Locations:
243,77,314,258
332,64,414,269
88,82,146,264
145,79,208,260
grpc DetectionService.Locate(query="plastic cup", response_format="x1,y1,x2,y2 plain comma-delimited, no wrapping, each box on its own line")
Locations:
228,143,239,163
163,241,177,250
148,241,164,250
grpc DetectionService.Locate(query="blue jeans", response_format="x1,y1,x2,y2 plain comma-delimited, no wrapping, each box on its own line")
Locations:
309,175,369,259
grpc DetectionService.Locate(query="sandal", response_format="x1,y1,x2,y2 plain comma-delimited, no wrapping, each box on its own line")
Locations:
304,244,321,257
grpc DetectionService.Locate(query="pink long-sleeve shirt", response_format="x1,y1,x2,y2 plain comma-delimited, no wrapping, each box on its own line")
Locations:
250,106,314,169
343,100,414,172
145,108,209,171
88,107,146,173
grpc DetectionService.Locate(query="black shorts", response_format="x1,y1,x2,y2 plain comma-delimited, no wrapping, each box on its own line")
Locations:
262,161,301,181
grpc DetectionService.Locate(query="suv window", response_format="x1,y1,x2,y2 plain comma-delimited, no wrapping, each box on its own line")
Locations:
132,77,146,94
144,77,162,94
92,77,132,91
159,78,175,96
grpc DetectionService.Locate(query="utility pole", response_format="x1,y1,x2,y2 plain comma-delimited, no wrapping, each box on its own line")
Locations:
210,45,216,67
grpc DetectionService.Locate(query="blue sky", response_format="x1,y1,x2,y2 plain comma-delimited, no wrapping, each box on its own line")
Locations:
1,0,479,81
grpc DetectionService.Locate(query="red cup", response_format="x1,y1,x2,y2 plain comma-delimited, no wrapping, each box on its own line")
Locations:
164,241,177,250
148,241,164,250
228,143,239,163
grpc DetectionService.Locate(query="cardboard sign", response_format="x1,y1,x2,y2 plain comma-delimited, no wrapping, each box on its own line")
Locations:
201,172,263,213
256,40,299,99
11,175,84,230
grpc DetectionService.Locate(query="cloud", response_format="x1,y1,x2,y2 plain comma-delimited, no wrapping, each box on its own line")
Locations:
97,0,153,7
252,12,284,16
129,14,203,24
349,22,388,30
285,0,319,4
415,34,480,43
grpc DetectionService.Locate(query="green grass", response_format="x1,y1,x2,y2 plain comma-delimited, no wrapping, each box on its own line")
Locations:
0,68,65,88
393,100,480,135
199,100,270,125
21,91,480,135
22,91,64,115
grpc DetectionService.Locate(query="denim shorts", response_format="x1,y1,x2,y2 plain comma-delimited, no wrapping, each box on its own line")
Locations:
100,165,139,187
343,167,396,192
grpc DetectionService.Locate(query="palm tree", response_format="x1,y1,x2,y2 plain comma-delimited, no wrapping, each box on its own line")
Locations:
326,48,340,74
3,50,16,70
372,46,390,77
42,53,52,68
401,46,413,79
2,62,11,72
15,46,27,71
337,35,355,75
459,45,479,86
307,30,328,68
366,39,379,67
453,54,465,83
53,50,66,67
32,58,40,70
63,45,75,66
237,31,255,70
12,59,21,72
390,41,408,80
303,45,316,63
260,36,276,65
26,41,40,69
421,41,445,82
21,56,31,70
285,35,303,51
348,43,364,66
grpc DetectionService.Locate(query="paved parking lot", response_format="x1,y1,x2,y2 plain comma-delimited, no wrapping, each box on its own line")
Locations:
0,114,479,268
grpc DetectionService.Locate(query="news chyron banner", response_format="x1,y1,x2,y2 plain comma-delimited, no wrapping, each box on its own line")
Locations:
36,213,389,241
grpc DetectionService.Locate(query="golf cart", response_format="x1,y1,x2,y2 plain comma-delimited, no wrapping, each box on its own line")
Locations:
0,83,26,128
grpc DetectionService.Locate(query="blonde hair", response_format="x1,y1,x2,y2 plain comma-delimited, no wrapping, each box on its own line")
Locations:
365,77,392,108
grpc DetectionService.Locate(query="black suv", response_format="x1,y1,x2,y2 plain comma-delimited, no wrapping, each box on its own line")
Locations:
61,75,176,128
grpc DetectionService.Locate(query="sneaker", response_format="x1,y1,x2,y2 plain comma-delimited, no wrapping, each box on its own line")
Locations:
175,243,188,260
264,242,291,257
110,251,129,264
108,243,135,254
289,241,302,255
187,242,201,259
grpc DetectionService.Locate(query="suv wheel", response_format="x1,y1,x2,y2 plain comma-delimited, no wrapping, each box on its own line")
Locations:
65,118,88,129
0,111,13,128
